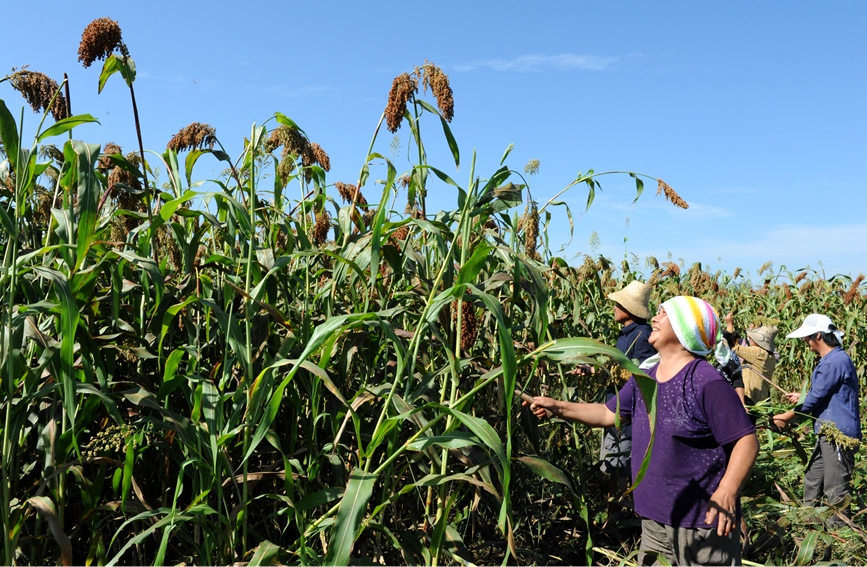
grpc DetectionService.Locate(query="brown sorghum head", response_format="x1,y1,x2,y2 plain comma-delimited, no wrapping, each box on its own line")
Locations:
9,69,68,121
310,142,331,172
334,181,367,205
421,63,454,123
843,274,864,305
392,225,409,241
522,201,540,256
78,18,124,68
661,261,681,278
656,179,689,209
452,300,478,352
167,123,217,152
268,125,308,157
39,144,65,166
313,210,330,245
99,142,123,171
385,73,418,133
362,208,376,227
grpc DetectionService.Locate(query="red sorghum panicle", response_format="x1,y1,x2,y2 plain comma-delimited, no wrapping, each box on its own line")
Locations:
452,300,478,352
310,142,331,172
392,225,409,241
842,274,864,305
385,73,418,133
421,63,454,122
334,182,367,206
661,262,681,278
656,179,689,209
9,69,68,121
167,123,217,152
313,210,330,245
99,142,123,171
78,18,123,68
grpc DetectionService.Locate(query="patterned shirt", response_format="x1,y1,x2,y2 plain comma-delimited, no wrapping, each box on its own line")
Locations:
606,359,756,527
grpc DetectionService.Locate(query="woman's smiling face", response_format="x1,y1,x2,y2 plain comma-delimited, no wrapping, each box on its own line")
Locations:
649,306,677,350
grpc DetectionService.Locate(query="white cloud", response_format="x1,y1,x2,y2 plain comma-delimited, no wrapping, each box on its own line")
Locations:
453,53,627,73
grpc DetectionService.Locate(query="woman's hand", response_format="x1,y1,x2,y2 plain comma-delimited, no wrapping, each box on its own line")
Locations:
522,396,558,420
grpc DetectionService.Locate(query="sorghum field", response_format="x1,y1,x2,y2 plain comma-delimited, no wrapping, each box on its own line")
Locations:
0,17,864,566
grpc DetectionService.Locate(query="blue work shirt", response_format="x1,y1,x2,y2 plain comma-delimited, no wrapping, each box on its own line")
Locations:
615,321,656,364
799,347,861,440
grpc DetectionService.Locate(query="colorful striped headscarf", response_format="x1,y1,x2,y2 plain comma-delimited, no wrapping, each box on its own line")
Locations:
640,296,731,369
662,296,721,356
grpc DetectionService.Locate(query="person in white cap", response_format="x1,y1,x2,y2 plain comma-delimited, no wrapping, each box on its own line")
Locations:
773,313,861,523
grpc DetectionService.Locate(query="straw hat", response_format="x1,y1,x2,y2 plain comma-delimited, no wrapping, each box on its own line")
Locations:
746,325,778,352
607,281,652,320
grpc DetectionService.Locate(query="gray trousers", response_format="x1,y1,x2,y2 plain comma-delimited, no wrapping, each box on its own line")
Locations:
638,518,741,566
805,436,856,521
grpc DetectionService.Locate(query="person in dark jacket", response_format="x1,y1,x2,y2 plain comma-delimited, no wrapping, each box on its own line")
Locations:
600,281,656,489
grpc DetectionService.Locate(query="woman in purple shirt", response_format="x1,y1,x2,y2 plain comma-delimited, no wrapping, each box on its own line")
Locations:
527,296,758,565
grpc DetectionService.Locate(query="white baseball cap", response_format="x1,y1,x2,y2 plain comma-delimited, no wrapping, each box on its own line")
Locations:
786,313,842,340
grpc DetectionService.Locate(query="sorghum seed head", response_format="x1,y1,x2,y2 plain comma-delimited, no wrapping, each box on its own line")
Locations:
421,63,454,122
392,225,409,241
78,18,123,68
166,122,217,152
39,144,65,165
843,274,864,305
334,182,366,206
313,210,330,245
9,69,68,121
310,142,331,172
522,201,540,256
99,142,123,170
656,179,689,209
385,73,418,133
452,300,478,351
362,208,376,227
661,261,680,278
268,125,308,157
277,158,295,185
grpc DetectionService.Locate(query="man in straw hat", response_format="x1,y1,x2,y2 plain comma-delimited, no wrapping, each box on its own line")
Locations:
773,313,860,524
724,314,778,405
600,281,656,489
526,296,758,565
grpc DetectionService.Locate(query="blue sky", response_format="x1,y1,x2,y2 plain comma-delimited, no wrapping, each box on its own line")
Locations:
3,2,865,281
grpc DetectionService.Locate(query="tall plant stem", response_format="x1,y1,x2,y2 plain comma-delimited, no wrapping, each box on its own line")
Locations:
126,82,156,260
